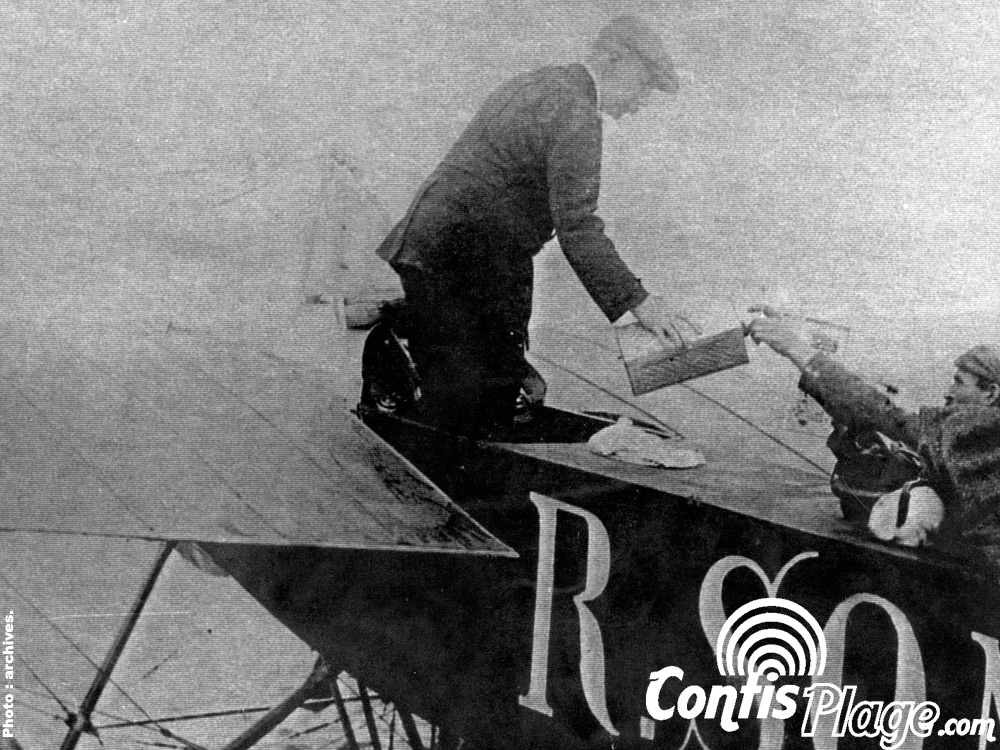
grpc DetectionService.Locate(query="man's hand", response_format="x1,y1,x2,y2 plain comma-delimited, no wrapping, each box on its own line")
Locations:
746,306,817,371
520,363,547,407
630,294,702,350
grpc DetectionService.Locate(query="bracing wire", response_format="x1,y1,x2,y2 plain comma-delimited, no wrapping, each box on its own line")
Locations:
95,678,405,748
529,352,682,438
0,570,210,750
98,706,271,730
676,381,829,477
17,682,143,730
8,696,63,723
14,683,142,735
537,329,830,477
20,656,72,716
0,571,140,707
284,720,335,740
339,679,393,732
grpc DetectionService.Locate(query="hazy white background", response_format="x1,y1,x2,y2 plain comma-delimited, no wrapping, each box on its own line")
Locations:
2,0,998,746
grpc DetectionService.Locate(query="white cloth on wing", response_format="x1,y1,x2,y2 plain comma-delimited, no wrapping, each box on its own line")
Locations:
587,417,705,469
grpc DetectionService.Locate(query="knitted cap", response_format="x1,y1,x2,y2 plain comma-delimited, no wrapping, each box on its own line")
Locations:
955,345,1000,386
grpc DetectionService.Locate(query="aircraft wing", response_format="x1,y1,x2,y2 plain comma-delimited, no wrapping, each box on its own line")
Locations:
0,325,514,556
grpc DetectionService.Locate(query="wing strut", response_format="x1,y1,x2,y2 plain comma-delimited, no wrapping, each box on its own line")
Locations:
60,542,183,750
356,678,383,750
219,657,332,750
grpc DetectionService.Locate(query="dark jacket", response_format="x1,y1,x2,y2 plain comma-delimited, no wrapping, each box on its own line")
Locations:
801,353,1000,558
377,64,648,326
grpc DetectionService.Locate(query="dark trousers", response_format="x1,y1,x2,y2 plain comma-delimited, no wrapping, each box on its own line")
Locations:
394,227,534,434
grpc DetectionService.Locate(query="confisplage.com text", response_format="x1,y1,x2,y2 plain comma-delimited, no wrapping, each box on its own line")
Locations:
646,671,997,749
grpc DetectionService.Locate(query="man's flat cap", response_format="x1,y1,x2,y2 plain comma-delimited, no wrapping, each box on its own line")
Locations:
595,14,679,93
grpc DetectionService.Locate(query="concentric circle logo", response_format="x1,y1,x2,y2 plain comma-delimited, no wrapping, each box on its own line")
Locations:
716,597,826,681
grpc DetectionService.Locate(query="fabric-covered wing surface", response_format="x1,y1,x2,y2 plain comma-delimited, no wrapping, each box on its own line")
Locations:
0,326,513,556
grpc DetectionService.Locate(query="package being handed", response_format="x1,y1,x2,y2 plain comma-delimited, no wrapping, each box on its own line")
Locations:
614,321,749,395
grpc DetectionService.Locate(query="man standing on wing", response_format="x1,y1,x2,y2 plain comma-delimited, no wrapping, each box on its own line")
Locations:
373,14,701,433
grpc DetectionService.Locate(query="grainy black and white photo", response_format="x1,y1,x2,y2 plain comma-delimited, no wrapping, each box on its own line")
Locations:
2,2,999,748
